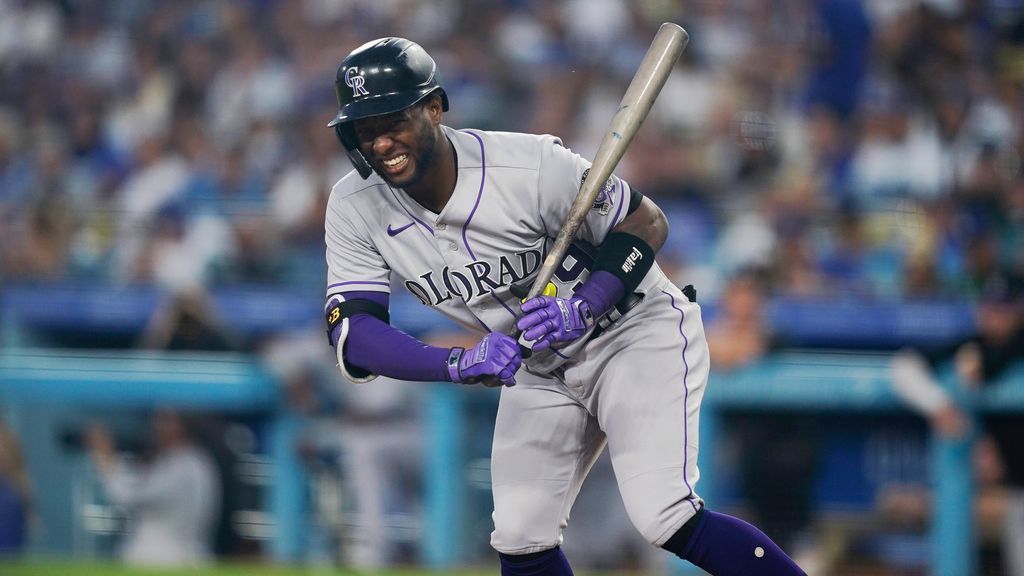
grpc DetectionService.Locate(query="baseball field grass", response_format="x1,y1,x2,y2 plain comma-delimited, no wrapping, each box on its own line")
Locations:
0,561,648,576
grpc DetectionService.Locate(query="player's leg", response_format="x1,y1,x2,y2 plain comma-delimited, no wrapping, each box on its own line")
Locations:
490,371,606,576
585,286,805,575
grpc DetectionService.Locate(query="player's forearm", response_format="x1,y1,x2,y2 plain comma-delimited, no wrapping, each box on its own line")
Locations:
342,314,453,382
573,198,667,317
609,196,668,253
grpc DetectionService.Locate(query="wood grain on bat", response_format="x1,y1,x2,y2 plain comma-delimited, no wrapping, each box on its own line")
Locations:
522,23,689,303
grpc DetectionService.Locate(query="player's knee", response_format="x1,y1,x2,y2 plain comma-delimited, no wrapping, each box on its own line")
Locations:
660,507,705,556
490,489,564,553
619,476,701,545
490,515,562,554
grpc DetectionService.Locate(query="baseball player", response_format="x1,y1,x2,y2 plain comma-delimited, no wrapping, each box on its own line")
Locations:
323,37,805,575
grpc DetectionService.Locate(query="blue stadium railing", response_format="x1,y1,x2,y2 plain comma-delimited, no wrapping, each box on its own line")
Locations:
0,284,975,349
0,349,309,562
2,350,1022,573
3,285,1018,574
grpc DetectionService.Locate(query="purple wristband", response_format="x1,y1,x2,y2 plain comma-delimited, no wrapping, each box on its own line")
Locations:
446,348,465,382
573,270,626,317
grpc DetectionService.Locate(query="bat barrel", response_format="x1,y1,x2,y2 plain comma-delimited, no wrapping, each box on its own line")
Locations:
522,23,689,303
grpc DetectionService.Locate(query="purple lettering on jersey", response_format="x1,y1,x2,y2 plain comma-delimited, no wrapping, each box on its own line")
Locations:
468,261,502,295
404,249,542,307
437,266,466,302
517,249,541,280
421,270,454,305
554,243,595,283
387,222,415,236
405,281,433,306
497,255,521,285
447,268,473,302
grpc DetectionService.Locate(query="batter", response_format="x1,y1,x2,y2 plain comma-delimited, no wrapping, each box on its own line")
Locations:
323,37,805,576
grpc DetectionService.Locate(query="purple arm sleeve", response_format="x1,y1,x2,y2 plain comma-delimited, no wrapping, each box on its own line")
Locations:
330,291,451,382
573,270,626,317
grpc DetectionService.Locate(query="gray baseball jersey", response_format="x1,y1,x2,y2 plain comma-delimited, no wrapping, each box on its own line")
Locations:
324,125,707,552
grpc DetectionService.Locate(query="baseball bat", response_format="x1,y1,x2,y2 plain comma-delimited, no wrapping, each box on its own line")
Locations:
516,23,688,351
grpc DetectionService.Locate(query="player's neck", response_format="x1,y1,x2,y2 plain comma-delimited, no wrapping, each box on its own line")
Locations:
404,135,457,213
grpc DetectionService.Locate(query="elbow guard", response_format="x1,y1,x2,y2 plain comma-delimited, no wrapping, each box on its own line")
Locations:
325,297,390,382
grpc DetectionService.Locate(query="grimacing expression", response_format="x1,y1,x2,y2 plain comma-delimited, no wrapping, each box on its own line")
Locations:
353,99,439,189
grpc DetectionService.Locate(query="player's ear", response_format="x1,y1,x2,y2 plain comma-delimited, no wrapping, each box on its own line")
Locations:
425,94,443,125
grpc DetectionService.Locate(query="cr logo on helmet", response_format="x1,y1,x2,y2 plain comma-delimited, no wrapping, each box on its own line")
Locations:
344,68,369,97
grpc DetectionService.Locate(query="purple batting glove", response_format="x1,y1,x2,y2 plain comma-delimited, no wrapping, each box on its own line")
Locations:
516,295,595,352
447,332,523,387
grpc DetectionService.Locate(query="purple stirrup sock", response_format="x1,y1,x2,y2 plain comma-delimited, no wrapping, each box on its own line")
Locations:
499,548,574,576
681,510,806,576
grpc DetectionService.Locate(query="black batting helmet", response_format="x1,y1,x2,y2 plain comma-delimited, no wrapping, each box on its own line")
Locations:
328,37,449,179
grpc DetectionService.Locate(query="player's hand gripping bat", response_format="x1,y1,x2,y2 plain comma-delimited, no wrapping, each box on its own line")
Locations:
514,22,689,356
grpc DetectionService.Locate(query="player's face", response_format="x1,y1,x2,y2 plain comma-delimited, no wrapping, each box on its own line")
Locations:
353,99,439,189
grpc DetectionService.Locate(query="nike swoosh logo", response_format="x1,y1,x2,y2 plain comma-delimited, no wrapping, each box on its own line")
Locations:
387,222,415,237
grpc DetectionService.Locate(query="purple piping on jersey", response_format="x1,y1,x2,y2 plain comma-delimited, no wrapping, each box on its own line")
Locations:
550,347,571,360
474,316,492,333
489,291,517,318
327,280,390,290
460,130,486,260
664,289,698,512
604,180,626,238
387,186,434,234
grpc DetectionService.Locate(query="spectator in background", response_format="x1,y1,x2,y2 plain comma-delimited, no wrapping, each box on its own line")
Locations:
268,110,349,286
890,271,1024,576
0,417,31,555
706,269,773,370
85,409,221,567
141,288,236,352
706,271,821,570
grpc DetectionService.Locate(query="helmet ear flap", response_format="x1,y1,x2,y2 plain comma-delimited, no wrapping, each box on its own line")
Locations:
335,124,373,179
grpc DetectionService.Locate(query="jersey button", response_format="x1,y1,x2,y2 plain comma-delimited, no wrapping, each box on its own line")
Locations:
436,223,447,231
447,241,458,251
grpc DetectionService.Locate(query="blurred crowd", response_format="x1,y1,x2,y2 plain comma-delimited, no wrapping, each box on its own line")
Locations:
0,0,1021,299
3,0,1024,573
